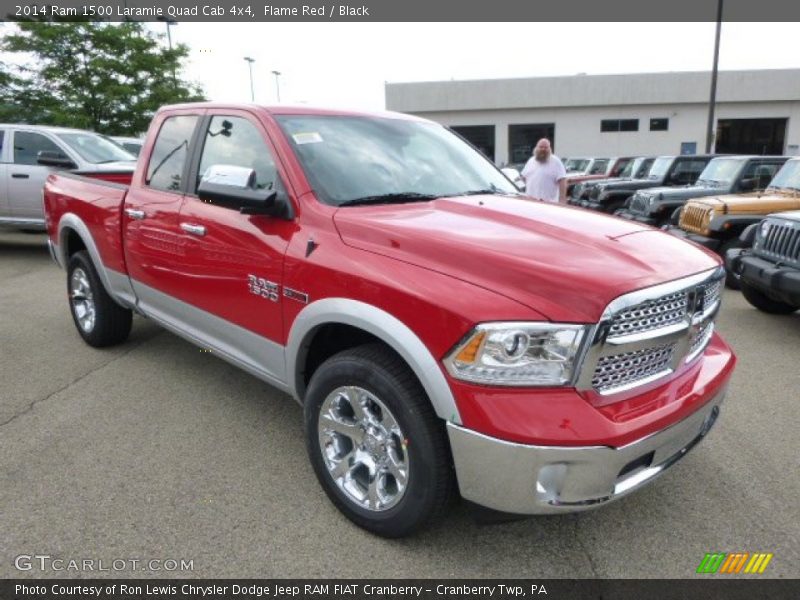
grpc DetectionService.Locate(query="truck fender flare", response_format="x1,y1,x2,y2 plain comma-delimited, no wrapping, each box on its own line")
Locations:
709,214,762,233
285,298,462,425
56,213,117,299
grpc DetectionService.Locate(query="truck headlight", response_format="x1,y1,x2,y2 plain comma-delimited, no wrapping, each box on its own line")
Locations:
443,323,587,386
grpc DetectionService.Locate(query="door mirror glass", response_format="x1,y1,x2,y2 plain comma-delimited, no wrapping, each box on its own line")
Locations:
36,150,77,169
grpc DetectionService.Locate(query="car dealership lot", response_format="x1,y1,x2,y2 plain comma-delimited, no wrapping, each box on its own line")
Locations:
1,231,798,579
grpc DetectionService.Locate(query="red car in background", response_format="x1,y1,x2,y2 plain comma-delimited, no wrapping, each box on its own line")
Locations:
565,156,635,197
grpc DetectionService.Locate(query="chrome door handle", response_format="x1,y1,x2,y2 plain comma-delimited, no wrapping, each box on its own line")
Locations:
180,223,206,236
125,208,146,220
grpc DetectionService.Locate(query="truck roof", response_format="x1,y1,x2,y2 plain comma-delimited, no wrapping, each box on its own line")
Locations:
157,102,428,122
0,123,101,134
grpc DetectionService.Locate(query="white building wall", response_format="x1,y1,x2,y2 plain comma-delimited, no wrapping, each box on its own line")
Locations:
386,70,800,165
413,101,800,165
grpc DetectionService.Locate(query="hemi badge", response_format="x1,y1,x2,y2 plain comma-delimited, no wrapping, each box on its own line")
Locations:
283,287,309,304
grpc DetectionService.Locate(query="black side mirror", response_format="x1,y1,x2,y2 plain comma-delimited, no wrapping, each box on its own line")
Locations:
37,150,76,169
738,178,756,192
197,165,290,218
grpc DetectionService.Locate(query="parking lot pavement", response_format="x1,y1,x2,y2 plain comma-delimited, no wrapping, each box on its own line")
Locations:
1,231,798,579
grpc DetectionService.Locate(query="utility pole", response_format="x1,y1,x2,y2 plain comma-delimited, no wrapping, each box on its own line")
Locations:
705,0,723,153
244,57,256,102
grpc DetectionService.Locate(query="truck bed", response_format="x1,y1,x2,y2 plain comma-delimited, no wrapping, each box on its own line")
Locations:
44,171,130,277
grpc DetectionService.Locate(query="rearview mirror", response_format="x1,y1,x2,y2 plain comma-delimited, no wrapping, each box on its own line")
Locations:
37,150,76,169
197,164,286,216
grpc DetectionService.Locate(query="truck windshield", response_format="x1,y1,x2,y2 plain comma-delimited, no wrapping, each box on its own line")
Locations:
565,158,589,172
57,132,137,164
647,157,674,181
696,158,744,187
276,115,517,206
768,160,800,191
618,158,640,178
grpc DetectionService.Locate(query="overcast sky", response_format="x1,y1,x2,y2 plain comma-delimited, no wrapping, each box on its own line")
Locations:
160,22,800,109
3,22,800,110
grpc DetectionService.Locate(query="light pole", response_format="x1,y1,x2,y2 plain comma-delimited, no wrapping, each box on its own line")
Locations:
244,57,256,102
271,70,281,103
705,0,723,153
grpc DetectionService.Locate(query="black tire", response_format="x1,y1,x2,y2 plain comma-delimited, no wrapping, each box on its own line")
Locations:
67,250,132,347
304,343,454,537
720,239,743,290
740,280,799,315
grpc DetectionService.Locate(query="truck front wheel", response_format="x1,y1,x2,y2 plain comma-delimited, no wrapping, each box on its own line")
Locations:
304,343,454,537
740,280,799,315
67,251,132,347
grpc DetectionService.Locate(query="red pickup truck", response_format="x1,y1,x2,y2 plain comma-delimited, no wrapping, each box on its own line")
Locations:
44,103,736,537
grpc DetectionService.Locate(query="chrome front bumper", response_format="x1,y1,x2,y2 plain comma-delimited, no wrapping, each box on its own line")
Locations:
447,387,725,514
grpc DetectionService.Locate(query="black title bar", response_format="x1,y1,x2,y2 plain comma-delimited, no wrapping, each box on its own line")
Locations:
5,0,800,22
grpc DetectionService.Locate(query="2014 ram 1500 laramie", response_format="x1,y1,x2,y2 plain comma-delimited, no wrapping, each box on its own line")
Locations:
44,103,736,537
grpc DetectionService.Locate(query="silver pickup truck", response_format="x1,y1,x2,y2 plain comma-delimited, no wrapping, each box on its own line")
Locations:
0,124,136,231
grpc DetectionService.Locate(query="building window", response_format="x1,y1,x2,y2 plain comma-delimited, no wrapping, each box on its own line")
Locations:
450,125,495,162
601,119,639,133
650,118,669,131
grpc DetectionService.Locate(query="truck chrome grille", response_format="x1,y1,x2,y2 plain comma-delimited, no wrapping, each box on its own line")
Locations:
756,221,800,265
608,291,688,339
702,279,722,310
688,322,714,360
679,205,712,234
591,343,676,393
577,267,725,396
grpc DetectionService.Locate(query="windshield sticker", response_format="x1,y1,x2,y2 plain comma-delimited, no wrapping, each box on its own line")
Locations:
293,132,323,145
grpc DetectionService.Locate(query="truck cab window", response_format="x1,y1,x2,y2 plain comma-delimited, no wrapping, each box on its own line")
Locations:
196,116,279,195
146,115,198,192
14,131,67,165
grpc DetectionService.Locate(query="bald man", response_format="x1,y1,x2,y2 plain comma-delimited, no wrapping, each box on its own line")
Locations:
520,139,567,203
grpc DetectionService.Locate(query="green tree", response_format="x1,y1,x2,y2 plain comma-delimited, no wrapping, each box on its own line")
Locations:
2,21,205,134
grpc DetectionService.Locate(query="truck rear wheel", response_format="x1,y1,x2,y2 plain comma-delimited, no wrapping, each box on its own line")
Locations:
740,280,799,315
303,343,454,537
67,251,132,347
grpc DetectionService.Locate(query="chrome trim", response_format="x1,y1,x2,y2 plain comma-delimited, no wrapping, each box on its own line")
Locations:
124,208,146,220
285,298,462,424
0,216,46,229
576,266,724,394
180,222,206,236
446,386,726,514
283,287,309,304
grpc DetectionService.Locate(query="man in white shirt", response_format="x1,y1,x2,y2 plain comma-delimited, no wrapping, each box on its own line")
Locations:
521,138,567,203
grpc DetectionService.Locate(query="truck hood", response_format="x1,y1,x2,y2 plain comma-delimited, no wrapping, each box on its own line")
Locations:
642,184,718,201
333,195,719,323
601,178,662,192
688,190,800,214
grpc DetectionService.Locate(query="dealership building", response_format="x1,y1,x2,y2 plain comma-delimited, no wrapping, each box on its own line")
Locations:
384,69,800,166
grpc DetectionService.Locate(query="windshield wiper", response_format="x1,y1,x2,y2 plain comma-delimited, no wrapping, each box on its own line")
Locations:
457,188,508,196
338,192,439,207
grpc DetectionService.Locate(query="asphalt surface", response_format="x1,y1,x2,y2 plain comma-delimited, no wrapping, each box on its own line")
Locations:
1,231,798,579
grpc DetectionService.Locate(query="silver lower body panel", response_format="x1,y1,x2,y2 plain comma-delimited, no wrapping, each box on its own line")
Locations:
447,386,725,514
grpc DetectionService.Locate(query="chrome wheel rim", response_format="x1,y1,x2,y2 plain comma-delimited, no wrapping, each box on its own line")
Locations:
70,268,96,333
318,386,409,512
